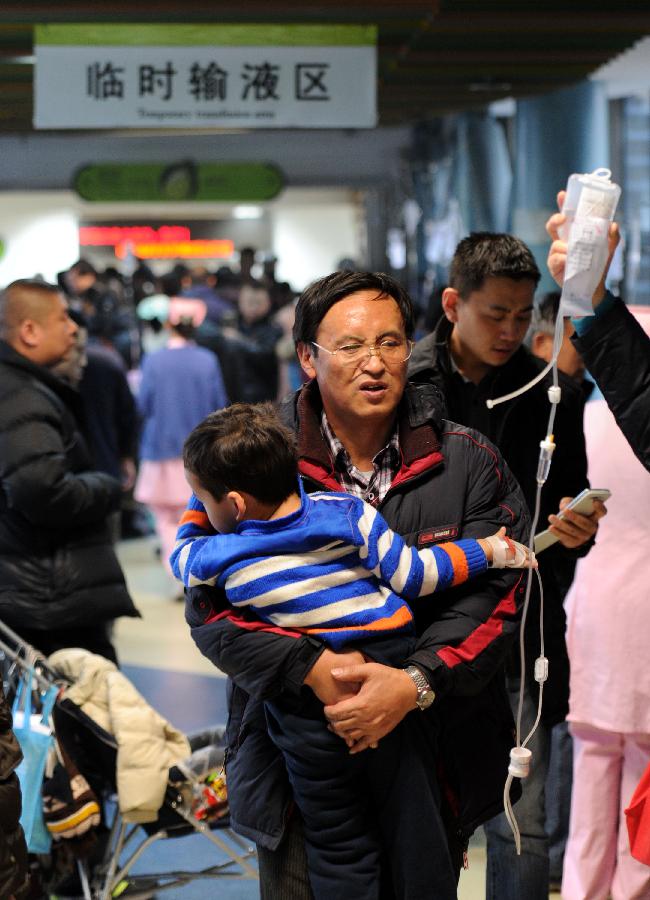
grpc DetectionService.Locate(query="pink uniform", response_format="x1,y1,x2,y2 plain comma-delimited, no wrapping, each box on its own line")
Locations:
562,391,650,900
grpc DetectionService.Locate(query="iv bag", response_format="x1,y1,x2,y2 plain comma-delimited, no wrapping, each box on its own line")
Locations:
559,168,621,318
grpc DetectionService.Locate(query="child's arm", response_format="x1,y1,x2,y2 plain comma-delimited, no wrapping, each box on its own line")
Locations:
354,502,535,600
169,495,218,585
303,647,365,706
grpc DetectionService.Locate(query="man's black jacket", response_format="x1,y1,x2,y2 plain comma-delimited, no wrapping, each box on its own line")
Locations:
409,318,590,724
186,379,531,849
0,340,139,633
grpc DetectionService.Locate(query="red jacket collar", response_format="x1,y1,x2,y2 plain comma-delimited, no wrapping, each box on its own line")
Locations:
294,380,444,492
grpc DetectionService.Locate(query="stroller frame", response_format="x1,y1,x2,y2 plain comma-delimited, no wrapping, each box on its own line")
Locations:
85,793,258,900
0,618,258,899
60,699,259,900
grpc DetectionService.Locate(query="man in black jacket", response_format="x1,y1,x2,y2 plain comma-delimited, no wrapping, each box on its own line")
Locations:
408,233,604,900
0,279,139,663
187,270,532,897
53,309,138,542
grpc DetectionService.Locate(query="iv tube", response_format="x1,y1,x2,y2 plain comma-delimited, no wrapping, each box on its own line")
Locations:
501,319,562,855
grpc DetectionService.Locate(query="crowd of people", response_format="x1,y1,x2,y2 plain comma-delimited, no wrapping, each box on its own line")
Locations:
55,252,303,597
1,210,649,900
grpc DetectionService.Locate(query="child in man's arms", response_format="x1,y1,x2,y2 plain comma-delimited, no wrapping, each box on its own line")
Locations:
171,403,534,900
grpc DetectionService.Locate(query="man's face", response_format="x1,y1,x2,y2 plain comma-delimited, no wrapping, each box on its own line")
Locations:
238,285,270,324
66,269,95,295
52,326,88,386
297,291,409,432
443,277,535,383
37,293,78,367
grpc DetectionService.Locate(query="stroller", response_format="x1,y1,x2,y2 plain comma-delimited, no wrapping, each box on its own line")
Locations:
1,619,258,899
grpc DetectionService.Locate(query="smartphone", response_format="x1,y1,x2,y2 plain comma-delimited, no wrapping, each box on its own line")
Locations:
533,488,611,554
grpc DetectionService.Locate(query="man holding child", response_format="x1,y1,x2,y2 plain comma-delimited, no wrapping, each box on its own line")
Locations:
183,271,532,897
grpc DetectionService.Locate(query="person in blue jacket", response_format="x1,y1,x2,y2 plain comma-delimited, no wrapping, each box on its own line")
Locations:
134,297,228,592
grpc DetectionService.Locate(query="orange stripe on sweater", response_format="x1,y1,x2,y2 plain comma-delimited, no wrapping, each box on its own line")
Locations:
300,604,413,636
179,509,210,527
439,541,469,586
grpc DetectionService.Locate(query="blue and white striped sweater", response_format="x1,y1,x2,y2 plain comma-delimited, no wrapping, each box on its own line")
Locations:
171,487,488,649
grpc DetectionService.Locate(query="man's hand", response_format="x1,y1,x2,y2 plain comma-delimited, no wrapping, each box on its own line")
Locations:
545,190,620,308
303,648,365,706
548,496,607,549
323,663,418,754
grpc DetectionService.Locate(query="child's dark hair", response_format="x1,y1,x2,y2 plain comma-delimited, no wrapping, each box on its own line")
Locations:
183,403,298,505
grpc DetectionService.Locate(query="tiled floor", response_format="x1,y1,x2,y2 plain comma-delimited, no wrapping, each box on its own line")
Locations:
114,535,562,899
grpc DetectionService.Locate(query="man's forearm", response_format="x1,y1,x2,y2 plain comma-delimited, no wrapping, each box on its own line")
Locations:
406,571,524,699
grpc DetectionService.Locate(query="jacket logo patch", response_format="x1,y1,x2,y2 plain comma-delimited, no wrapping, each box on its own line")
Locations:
418,525,460,546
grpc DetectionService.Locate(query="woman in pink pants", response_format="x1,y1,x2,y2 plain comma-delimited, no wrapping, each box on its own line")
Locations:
134,297,228,594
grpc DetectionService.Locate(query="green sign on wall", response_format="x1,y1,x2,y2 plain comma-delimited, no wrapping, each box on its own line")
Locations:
74,161,284,202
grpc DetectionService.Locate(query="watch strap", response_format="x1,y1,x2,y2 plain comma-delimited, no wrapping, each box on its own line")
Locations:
403,665,435,710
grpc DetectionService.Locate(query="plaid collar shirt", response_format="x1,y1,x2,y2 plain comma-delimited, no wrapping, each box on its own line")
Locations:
320,411,401,508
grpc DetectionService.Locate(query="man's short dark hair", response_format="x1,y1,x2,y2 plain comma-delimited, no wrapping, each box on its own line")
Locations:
292,271,416,347
0,279,62,337
183,403,298,505
0,278,60,305
449,233,541,298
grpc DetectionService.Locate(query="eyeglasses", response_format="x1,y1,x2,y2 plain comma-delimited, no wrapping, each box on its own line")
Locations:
311,338,414,367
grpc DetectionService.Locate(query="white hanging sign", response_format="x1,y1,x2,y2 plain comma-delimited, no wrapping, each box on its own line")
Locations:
34,24,377,130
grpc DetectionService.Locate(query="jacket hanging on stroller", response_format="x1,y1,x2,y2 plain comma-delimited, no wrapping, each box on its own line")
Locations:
48,648,190,824
2,618,258,898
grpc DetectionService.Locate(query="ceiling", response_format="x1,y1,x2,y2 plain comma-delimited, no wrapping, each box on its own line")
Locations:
1,1,649,132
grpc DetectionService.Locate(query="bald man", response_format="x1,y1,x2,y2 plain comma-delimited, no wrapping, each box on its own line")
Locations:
0,279,138,661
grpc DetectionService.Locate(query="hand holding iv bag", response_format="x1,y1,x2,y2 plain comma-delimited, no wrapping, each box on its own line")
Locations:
559,168,620,318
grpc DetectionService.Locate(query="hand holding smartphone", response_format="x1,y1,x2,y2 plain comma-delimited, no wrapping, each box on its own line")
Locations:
534,488,611,553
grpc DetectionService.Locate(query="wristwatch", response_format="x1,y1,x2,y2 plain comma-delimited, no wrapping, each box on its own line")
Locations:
403,666,435,710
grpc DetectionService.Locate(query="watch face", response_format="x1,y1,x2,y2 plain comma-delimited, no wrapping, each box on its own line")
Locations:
416,689,435,710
